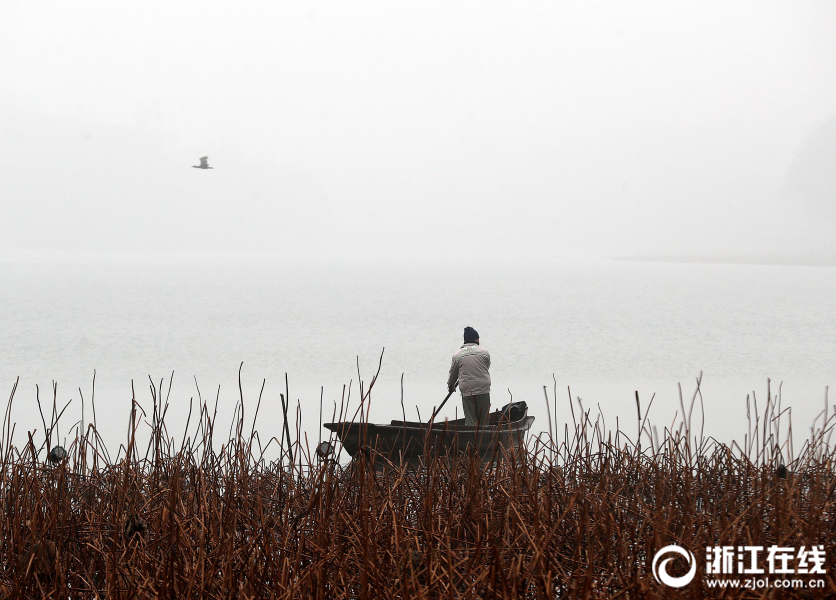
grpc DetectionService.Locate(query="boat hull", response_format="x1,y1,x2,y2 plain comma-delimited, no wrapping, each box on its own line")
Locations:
324,411,534,468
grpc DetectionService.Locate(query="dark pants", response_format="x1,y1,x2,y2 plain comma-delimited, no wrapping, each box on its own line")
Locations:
463,393,490,426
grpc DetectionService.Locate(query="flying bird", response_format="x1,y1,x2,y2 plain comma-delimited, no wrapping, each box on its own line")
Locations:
192,156,213,169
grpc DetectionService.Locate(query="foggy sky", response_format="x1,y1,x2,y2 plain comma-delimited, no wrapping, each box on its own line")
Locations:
2,1,836,264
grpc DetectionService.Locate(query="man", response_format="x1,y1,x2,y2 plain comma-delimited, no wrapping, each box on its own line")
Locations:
447,326,491,426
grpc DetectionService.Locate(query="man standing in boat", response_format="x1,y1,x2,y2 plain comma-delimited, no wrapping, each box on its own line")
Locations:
448,327,491,426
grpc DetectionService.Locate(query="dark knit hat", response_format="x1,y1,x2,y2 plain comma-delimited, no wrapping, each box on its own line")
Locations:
463,326,479,343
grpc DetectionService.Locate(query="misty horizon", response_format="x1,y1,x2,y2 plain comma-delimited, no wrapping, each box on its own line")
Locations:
2,2,836,265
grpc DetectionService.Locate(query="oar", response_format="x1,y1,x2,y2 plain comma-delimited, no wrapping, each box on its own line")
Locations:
430,382,458,423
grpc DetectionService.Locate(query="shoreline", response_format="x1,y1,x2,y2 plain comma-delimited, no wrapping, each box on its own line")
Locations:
614,254,836,267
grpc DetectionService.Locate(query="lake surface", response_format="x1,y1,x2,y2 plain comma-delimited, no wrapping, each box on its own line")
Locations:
1,258,833,454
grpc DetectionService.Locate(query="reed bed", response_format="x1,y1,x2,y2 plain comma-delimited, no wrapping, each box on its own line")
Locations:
0,374,834,599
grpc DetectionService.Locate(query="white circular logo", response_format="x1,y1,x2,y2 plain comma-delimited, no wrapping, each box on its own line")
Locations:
652,545,697,588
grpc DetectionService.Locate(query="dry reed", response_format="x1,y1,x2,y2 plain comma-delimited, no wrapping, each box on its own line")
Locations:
0,374,834,599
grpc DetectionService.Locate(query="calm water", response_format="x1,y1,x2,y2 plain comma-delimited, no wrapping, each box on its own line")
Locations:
1,259,834,452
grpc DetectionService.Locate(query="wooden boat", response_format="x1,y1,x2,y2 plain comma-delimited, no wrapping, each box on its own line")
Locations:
324,402,534,468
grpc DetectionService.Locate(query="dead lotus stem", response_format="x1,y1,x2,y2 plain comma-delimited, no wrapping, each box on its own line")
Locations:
1,378,835,598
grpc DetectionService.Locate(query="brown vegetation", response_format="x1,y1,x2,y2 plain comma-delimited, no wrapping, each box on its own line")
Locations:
0,376,834,598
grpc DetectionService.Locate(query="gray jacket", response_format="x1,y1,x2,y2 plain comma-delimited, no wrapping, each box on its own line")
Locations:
448,343,491,396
